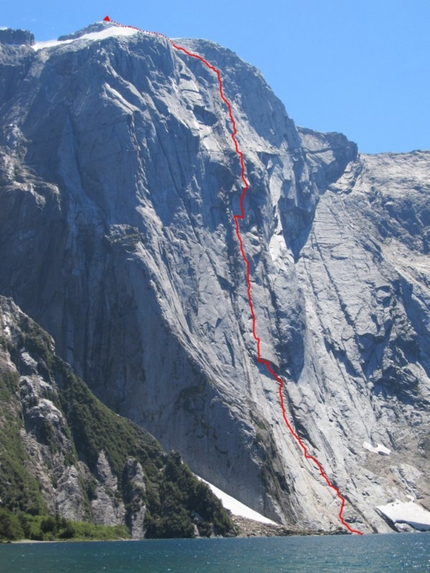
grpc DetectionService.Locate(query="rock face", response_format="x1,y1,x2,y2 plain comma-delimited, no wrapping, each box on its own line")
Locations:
0,29,34,46
0,23,429,533
0,296,234,538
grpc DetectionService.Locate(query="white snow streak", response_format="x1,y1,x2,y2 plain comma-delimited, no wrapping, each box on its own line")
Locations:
33,25,138,52
198,477,277,525
362,441,391,455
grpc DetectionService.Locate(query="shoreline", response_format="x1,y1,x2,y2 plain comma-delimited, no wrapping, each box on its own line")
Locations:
4,530,354,545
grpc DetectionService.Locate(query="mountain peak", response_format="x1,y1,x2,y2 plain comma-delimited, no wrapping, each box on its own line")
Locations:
0,28,34,46
32,21,140,52
57,21,116,42
0,20,429,534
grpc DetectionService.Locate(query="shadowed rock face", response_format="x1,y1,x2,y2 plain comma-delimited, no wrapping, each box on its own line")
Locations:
0,24,429,532
0,29,34,46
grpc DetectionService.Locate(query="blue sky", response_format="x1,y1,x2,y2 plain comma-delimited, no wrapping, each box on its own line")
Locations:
2,0,429,154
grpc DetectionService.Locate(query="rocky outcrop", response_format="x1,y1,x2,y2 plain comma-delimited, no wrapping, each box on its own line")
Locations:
0,296,234,538
0,29,34,46
0,23,429,533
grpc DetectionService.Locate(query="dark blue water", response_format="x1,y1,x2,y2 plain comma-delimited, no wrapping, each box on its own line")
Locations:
1,534,430,573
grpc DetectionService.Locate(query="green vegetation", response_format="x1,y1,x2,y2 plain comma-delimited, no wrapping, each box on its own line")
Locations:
0,369,20,402
56,367,236,539
145,452,234,538
0,371,47,516
0,302,236,540
0,509,25,541
0,509,130,542
58,370,164,481
107,226,143,248
16,317,56,377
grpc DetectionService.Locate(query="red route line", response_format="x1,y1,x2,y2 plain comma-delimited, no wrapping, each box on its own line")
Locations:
104,16,363,536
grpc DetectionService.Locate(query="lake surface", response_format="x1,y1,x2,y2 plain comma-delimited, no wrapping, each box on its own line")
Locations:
1,533,430,572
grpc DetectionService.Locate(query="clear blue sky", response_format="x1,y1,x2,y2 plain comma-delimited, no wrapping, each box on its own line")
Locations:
2,0,429,154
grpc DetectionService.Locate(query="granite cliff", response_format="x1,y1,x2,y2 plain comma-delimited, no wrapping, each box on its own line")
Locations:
0,21,429,533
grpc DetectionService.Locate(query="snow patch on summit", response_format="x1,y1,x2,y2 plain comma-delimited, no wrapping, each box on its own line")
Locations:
33,24,138,51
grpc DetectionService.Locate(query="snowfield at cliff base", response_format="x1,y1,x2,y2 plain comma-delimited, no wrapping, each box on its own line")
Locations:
376,500,430,532
198,478,277,525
